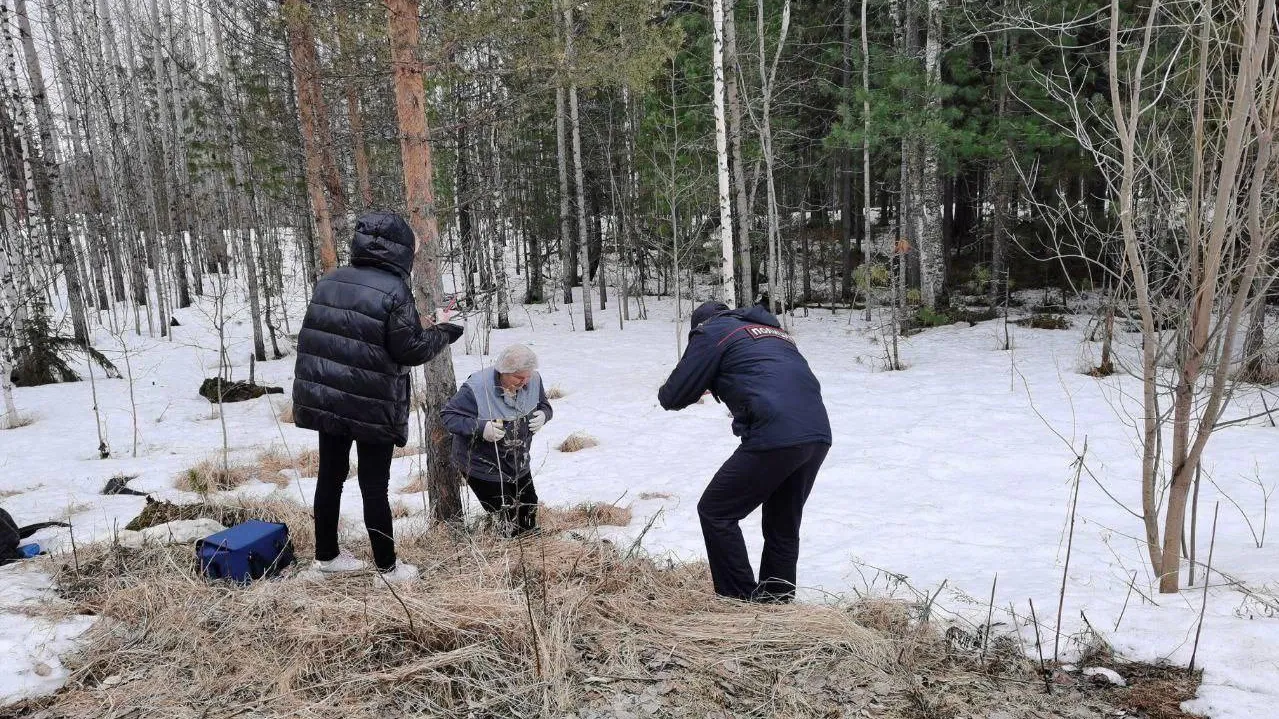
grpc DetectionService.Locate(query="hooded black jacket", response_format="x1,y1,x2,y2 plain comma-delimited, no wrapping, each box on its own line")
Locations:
659,302,832,451
292,212,462,446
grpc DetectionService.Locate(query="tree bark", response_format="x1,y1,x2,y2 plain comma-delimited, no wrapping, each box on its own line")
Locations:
565,4,594,330
284,0,338,275
13,0,90,345
386,0,462,524
724,1,752,303
917,0,947,309
711,0,737,305
556,67,574,304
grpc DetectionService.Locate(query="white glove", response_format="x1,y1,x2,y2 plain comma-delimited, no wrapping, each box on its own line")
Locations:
433,307,457,324
528,410,547,433
482,420,505,442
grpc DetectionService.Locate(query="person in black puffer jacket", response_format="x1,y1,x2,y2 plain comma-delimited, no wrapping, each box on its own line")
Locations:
659,301,832,603
293,211,463,582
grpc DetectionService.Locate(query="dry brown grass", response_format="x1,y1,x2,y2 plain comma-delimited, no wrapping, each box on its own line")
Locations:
638,492,674,501
60,501,95,518
556,431,598,453
546,384,567,399
0,487,24,499
277,401,294,424
1233,360,1279,386
173,458,258,493
256,447,360,484
540,502,632,533
393,445,423,459
398,470,428,494
16,494,1197,719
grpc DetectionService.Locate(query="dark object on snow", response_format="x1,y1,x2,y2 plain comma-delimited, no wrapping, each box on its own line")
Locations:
126,497,251,532
198,378,283,403
170,316,181,327
102,475,148,497
196,520,295,583
11,303,121,387
1,507,70,566
292,211,463,446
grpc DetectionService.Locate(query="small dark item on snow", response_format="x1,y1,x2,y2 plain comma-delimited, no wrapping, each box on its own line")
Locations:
196,520,295,583
1,507,70,566
170,316,181,327
198,378,283,403
102,475,148,497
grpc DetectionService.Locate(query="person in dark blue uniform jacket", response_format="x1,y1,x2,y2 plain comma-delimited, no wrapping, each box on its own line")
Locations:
658,301,832,602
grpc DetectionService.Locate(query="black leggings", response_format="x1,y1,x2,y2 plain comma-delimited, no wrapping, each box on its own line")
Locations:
314,432,396,571
467,474,538,536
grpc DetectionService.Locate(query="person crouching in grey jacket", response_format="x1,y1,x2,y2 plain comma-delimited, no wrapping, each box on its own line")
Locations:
442,344,552,537
292,210,463,582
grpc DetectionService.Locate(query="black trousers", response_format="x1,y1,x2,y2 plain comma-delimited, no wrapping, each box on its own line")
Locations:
467,474,538,536
697,442,830,601
314,432,397,571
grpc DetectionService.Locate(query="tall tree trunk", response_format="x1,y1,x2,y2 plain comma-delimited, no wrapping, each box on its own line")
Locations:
989,19,1014,302
148,0,191,309
840,0,855,300
759,0,791,317
861,0,873,301
488,124,511,329
13,0,90,345
711,0,736,305
386,0,461,523
1242,276,1269,378
284,0,338,275
724,1,752,303
339,9,374,209
917,0,947,309
565,4,594,330
556,78,574,304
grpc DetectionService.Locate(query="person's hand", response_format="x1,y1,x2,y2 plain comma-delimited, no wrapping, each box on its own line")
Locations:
482,420,505,442
528,410,547,433
433,307,457,325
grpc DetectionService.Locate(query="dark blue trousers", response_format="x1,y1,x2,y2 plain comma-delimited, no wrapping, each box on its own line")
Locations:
697,443,829,601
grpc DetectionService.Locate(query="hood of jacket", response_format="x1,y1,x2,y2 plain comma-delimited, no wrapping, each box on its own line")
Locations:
727,304,782,328
690,301,730,329
350,211,415,279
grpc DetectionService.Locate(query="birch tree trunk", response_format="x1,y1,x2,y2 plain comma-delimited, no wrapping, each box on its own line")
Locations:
489,124,510,329
711,0,736,306
0,216,19,427
724,1,752,303
565,4,594,330
14,0,91,344
386,0,462,523
917,0,947,309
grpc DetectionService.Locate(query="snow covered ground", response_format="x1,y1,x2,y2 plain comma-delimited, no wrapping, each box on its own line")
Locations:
2,287,1278,717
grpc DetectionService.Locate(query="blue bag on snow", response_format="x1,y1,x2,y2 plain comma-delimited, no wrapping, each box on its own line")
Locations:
196,520,295,583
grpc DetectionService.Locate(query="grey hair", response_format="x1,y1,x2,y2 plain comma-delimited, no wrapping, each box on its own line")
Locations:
495,344,539,374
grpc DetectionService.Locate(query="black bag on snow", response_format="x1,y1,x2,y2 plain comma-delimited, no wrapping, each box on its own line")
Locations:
1,507,69,566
